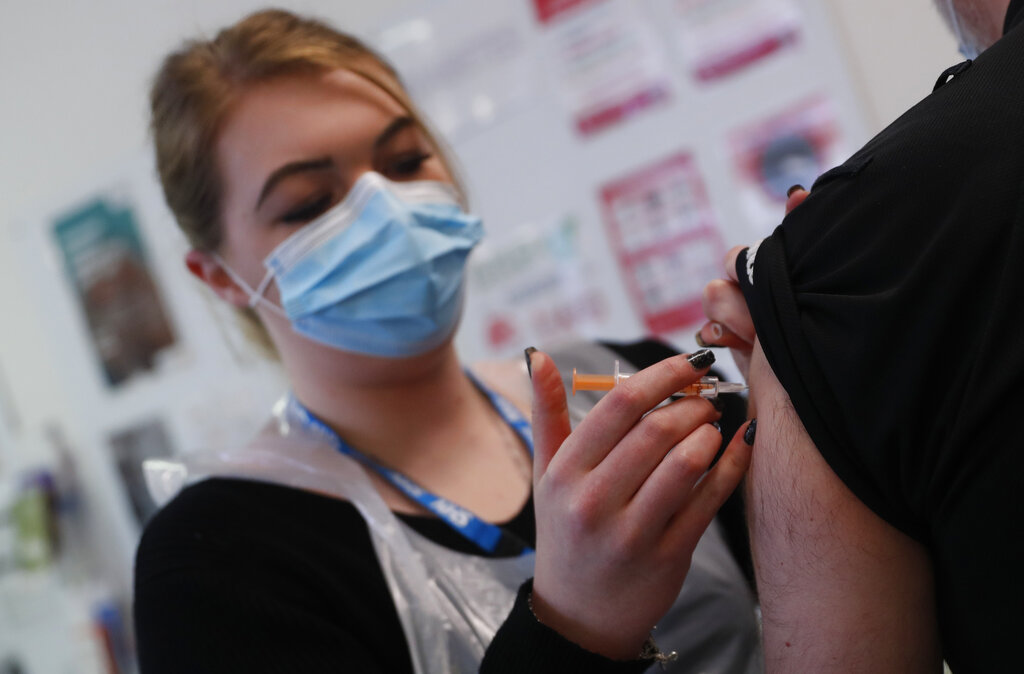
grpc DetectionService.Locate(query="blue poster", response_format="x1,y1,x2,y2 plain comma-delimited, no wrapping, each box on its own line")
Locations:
52,198,176,387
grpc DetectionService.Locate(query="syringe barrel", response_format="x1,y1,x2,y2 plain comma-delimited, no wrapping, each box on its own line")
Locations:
573,374,616,391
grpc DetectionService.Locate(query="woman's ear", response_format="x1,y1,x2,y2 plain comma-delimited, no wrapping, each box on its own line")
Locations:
184,249,250,308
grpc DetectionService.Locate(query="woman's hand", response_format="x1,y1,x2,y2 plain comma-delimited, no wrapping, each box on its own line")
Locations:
697,186,810,381
527,349,754,660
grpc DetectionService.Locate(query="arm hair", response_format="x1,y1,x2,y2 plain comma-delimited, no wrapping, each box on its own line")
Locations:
747,342,942,672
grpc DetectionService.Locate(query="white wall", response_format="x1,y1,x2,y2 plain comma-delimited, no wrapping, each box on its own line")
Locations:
828,0,960,128
0,0,965,602
0,0,419,460
0,0,962,450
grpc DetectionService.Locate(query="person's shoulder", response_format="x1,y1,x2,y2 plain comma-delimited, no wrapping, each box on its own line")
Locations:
133,478,410,672
143,477,298,531
137,477,367,564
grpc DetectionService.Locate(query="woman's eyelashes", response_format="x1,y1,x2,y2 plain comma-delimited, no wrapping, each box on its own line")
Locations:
280,193,333,224
383,151,432,179
275,152,432,224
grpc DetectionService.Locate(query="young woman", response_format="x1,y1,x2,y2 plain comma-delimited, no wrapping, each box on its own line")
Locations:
134,9,759,673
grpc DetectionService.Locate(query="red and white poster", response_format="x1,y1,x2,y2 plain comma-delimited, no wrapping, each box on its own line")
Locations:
601,153,726,335
669,0,802,83
730,96,846,235
533,0,671,136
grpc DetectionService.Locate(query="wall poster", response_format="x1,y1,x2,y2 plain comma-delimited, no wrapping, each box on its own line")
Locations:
601,153,726,335
51,197,176,388
376,2,538,142
460,214,611,358
669,0,803,82
108,418,174,525
533,0,672,136
730,96,845,235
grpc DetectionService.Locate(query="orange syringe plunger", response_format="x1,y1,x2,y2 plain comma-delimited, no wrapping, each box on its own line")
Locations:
571,370,616,395
572,359,627,395
571,360,747,398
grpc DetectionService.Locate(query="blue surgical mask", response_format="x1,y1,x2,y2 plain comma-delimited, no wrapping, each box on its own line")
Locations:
219,172,483,358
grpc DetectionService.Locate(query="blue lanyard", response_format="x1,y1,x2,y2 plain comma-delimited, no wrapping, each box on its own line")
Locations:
290,371,534,556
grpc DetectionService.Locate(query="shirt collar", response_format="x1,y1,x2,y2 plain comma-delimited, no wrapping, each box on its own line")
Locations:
1005,0,1024,34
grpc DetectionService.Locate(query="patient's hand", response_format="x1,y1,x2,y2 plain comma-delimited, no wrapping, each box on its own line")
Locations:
698,187,809,381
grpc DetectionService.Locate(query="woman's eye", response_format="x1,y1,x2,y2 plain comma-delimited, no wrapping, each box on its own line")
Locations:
386,152,432,178
280,194,332,224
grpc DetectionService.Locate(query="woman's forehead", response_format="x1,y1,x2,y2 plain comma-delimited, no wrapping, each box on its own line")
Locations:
223,68,405,142
216,69,407,199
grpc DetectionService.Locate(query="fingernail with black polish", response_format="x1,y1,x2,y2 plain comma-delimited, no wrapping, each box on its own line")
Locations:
687,348,715,370
712,421,722,434
744,419,757,445
710,395,726,413
695,330,709,348
524,347,537,379
787,184,805,197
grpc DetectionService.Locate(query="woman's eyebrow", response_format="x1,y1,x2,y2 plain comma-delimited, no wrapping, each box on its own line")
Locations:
256,157,334,210
374,116,415,150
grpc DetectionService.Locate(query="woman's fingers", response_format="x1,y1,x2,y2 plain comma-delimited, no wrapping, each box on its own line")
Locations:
550,351,716,473
701,279,755,345
721,187,808,285
527,348,572,478
590,396,720,509
696,320,749,350
724,245,747,284
708,253,757,382
529,353,756,662
625,422,724,536
664,420,755,554
785,186,810,214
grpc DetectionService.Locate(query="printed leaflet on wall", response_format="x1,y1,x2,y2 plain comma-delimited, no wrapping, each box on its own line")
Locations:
533,0,672,136
601,153,726,335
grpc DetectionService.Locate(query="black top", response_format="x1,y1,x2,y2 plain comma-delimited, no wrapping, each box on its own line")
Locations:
134,340,749,673
736,6,1024,672
134,477,652,673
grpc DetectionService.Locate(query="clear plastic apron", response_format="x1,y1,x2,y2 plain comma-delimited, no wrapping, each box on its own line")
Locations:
144,343,762,673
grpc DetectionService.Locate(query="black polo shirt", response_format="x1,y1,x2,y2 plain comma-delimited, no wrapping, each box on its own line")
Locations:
737,3,1024,671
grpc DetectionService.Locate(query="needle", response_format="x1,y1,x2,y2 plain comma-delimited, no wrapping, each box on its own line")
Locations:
571,361,747,399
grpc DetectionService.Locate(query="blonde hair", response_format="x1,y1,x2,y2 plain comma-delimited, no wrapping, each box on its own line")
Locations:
150,9,460,355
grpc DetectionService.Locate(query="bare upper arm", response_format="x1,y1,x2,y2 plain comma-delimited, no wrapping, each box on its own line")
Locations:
747,341,942,673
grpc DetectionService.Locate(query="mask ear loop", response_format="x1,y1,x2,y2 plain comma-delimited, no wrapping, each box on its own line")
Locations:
211,253,288,318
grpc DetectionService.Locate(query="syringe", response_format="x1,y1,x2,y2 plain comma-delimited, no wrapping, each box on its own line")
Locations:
572,360,747,399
